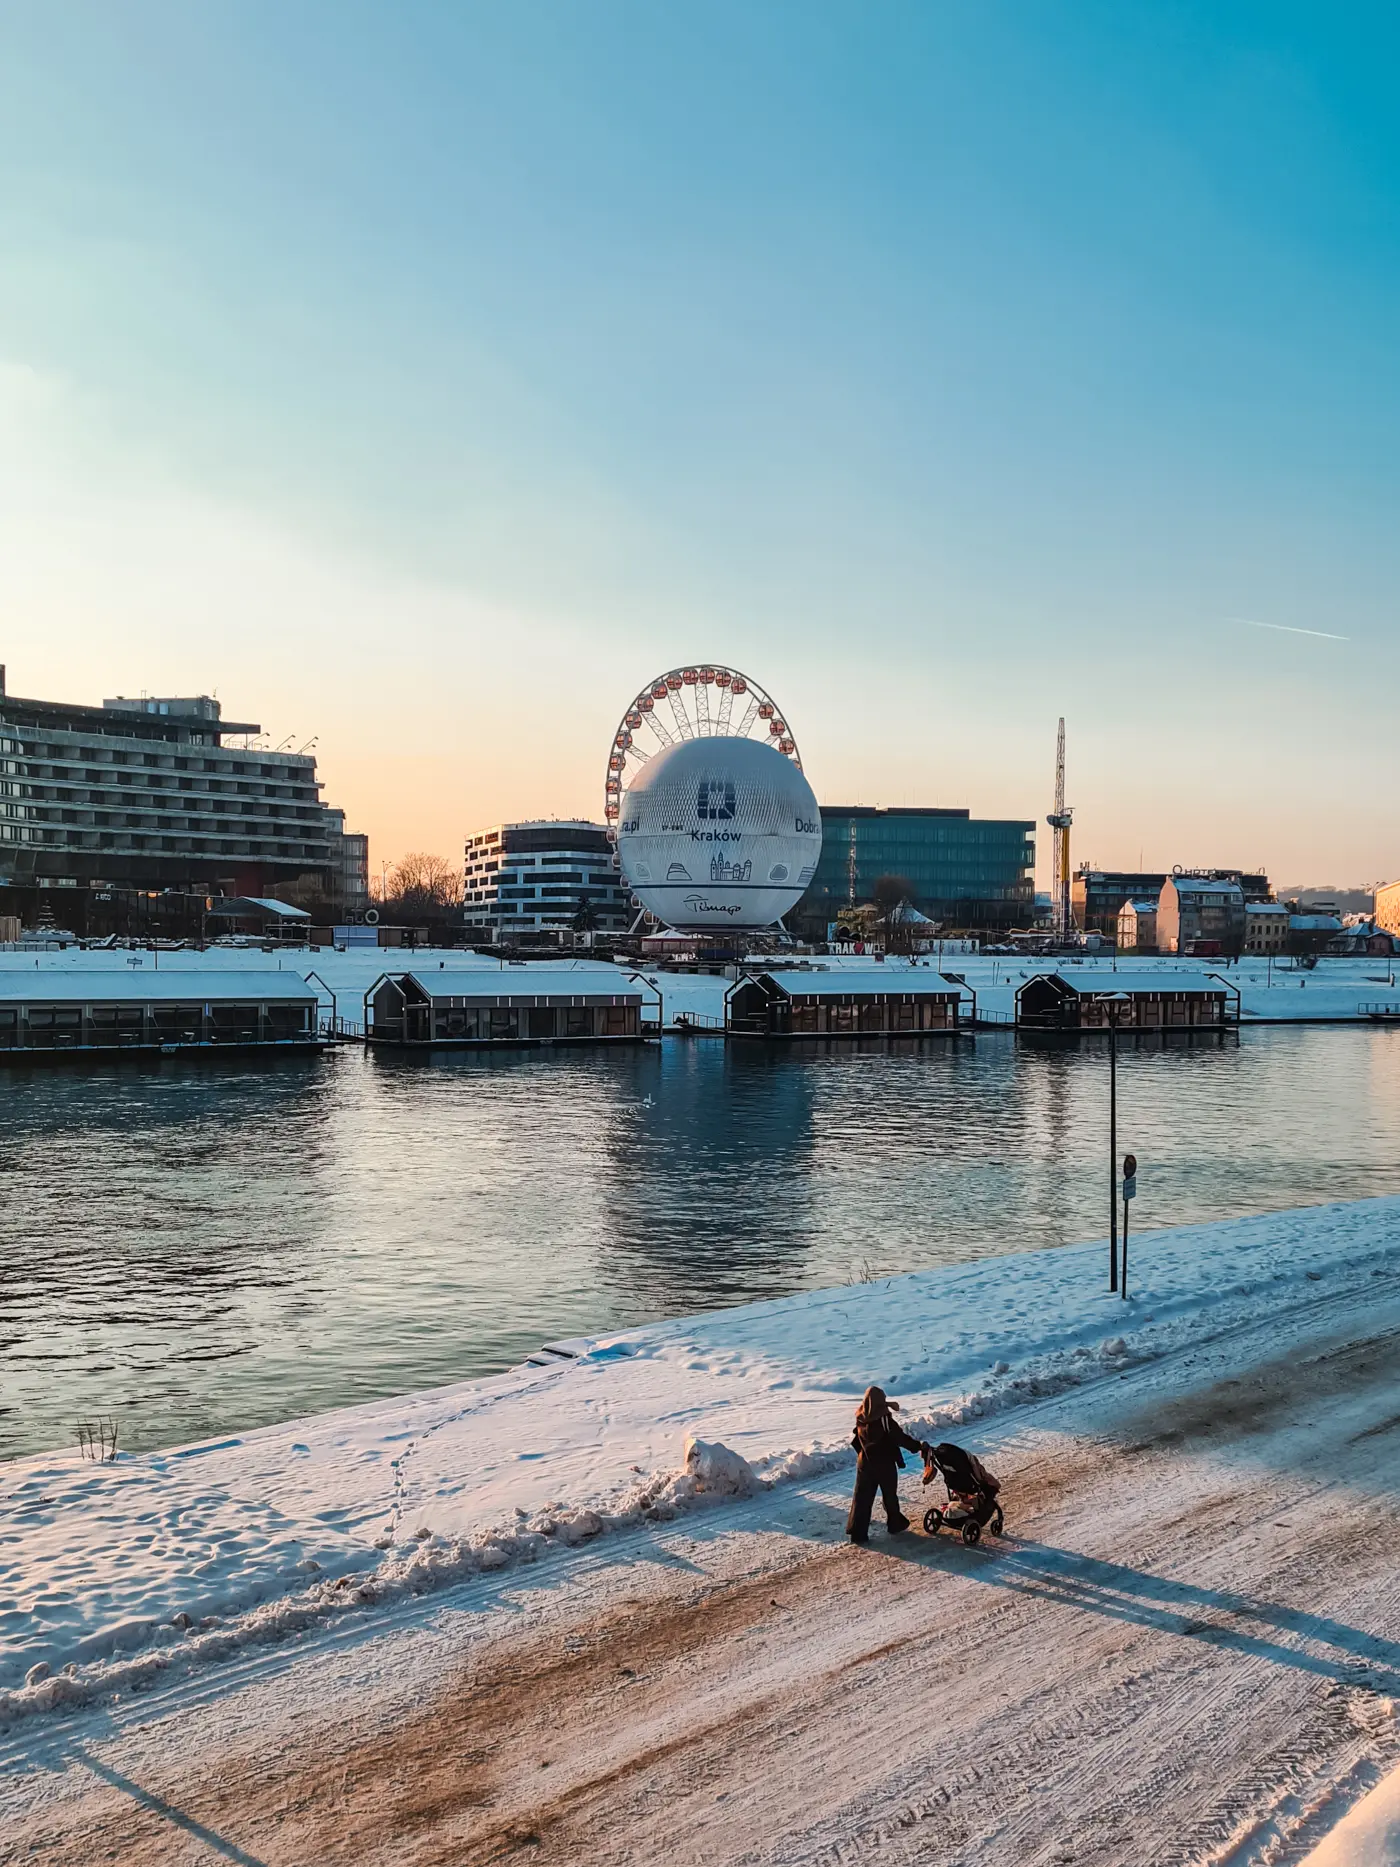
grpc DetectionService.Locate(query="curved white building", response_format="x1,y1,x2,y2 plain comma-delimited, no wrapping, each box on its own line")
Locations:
617,736,822,929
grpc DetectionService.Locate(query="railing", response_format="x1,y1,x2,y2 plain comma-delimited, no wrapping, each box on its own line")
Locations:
316,1008,365,1039
1360,1003,1400,1018
672,1010,725,1031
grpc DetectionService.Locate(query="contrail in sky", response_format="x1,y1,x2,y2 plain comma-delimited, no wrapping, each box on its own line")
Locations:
1232,616,1349,642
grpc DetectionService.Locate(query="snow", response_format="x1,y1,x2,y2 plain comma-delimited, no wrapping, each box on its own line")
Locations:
6,1193,1400,1727
12,1276,1400,1864
683,1435,758,1496
4,942,1397,1029
1302,1766,1400,1865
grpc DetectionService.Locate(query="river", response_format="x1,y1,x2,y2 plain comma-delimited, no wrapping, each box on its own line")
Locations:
4,1023,1399,1457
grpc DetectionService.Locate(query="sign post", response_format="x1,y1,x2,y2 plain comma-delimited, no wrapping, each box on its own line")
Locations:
1121,1152,1137,1298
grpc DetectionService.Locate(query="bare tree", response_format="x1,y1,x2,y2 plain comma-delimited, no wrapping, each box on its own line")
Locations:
383,852,464,924
388,852,462,904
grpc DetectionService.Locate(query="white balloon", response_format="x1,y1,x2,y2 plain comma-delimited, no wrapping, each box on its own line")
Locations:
618,737,823,929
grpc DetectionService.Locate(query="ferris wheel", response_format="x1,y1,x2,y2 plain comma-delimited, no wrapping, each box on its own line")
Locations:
603,664,803,841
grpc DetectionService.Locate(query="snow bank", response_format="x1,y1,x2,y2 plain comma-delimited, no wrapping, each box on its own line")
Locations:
684,1436,758,1496
6,1195,1400,1725
1301,1764,1400,1865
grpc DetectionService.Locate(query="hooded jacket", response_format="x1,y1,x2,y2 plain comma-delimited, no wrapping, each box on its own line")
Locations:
851,1388,925,1472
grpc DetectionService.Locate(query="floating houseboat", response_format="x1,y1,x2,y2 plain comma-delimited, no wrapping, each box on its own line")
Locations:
365,968,658,1047
726,968,973,1039
1015,970,1238,1031
0,970,322,1060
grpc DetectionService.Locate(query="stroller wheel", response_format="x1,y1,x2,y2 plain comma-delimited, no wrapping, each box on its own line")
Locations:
922,1507,944,1535
991,1506,1004,1536
961,1520,982,1547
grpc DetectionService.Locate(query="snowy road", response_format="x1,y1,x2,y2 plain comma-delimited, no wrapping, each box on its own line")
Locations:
9,1280,1400,1865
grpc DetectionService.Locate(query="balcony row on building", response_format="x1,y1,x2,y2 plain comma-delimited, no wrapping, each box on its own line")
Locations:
0,668,370,936
462,821,634,942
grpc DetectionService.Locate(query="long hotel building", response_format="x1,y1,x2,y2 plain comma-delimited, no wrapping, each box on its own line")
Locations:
0,666,361,909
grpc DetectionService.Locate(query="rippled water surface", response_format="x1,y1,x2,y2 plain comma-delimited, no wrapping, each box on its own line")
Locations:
5,1025,1400,1457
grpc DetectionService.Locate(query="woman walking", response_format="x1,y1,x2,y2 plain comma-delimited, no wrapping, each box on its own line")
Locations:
847,1386,928,1544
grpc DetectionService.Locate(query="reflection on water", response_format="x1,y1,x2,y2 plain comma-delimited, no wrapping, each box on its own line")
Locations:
600,1043,819,1310
3,1025,1399,1456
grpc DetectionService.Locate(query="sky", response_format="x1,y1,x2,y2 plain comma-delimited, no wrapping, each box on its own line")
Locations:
1,1,1397,888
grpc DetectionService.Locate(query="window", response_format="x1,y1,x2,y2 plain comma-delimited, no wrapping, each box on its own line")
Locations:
696,780,736,821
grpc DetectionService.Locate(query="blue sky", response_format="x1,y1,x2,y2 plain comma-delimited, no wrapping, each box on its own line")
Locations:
1,1,1396,882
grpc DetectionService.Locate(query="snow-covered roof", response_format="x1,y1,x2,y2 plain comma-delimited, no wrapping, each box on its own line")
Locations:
384,968,644,1006
1289,915,1343,932
0,970,316,1003
206,897,312,920
1029,970,1229,997
1119,899,1159,913
1246,901,1289,915
745,969,966,999
1163,878,1244,896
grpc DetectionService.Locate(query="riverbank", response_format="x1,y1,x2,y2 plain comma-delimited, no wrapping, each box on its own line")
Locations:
4,943,1399,1030
6,1195,1400,1715
9,1204,1400,1863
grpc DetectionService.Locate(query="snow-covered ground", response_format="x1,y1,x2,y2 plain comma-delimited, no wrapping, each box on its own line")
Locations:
10,1239,1400,1865
1302,1766,1400,1865
7,1194,1400,1731
4,941,1397,1027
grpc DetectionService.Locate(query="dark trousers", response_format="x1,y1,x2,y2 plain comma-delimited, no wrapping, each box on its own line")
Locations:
847,1456,905,1538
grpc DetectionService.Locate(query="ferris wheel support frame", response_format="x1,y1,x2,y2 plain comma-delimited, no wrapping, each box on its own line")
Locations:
602,664,804,864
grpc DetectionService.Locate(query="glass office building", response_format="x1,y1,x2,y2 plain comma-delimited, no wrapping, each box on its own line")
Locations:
793,806,1036,934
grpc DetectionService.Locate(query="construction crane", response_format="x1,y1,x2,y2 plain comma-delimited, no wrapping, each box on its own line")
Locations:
1046,717,1074,941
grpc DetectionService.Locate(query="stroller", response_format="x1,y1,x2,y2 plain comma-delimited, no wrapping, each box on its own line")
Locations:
920,1441,1004,1546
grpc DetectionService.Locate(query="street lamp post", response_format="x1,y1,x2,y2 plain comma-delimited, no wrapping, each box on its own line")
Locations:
1104,993,1130,1293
